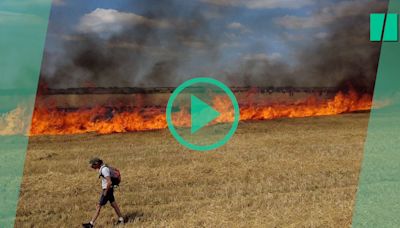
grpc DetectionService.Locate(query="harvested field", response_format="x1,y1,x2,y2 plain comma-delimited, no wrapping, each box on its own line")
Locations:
16,113,369,227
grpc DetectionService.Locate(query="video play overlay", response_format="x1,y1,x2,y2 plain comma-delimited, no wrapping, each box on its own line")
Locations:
166,78,240,151
2,0,400,227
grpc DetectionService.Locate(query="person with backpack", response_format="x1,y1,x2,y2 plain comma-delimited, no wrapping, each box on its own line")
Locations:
83,157,124,227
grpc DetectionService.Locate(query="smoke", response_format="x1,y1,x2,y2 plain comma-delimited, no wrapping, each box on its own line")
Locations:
42,0,226,88
292,0,387,92
40,0,388,91
228,0,387,90
226,53,294,87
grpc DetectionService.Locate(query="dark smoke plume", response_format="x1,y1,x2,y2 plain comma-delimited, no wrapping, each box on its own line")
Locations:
40,0,388,92
294,0,388,93
226,0,387,91
41,0,226,88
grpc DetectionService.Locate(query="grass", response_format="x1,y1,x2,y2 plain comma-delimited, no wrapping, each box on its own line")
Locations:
16,113,369,227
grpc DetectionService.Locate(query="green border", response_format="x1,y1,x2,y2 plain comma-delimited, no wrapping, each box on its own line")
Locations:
352,0,400,227
0,1,52,227
166,77,240,151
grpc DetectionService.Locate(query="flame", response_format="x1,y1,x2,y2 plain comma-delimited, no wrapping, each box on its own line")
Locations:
0,105,32,135
240,90,372,121
26,89,372,136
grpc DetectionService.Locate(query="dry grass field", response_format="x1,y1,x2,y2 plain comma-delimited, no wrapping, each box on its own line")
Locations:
16,113,369,227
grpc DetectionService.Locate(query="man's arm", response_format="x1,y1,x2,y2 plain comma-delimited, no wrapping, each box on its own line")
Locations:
103,176,112,196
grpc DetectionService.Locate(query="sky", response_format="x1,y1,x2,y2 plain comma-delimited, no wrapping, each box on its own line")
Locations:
40,0,387,88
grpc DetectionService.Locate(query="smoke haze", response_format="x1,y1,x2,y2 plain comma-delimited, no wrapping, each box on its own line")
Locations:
40,0,388,92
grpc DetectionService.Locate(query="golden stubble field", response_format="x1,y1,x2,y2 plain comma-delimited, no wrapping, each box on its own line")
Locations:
16,113,369,227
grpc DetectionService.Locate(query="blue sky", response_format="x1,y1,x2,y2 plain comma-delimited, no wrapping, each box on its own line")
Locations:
40,0,386,87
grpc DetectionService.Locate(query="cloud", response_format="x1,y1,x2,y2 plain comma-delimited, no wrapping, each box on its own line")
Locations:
277,15,332,29
227,22,243,29
221,41,243,49
201,8,223,20
227,22,251,33
77,8,171,38
276,0,387,29
282,32,306,41
202,0,315,9
314,31,328,39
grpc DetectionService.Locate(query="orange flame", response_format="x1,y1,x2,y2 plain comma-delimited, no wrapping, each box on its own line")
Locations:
28,90,372,136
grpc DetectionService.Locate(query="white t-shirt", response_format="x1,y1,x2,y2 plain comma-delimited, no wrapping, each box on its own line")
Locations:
99,165,110,189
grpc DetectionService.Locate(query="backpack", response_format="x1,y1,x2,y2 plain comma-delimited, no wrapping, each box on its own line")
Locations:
99,165,121,186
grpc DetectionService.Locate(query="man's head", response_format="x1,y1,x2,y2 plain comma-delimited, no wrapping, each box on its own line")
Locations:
89,157,103,169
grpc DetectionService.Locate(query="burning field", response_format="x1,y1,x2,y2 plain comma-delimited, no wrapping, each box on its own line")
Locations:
25,87,372,136
11,87,372,226
5,0,389,226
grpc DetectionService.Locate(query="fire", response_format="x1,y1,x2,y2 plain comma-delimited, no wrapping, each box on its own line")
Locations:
239,90,372,121
30,107,168,135
27,89,372,136
0,105,32,135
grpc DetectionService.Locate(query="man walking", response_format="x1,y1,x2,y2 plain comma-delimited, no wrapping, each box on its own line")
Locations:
83,158,124,227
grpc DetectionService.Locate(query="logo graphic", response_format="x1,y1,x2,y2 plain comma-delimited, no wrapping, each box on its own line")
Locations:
370,13,398,42
166,77,240,151
190,95,221,134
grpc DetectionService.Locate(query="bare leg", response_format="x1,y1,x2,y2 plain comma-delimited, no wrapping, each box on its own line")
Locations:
111,201,123,218
91,204,102,223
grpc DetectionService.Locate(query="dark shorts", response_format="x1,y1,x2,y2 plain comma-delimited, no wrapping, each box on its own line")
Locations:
99,188,115,206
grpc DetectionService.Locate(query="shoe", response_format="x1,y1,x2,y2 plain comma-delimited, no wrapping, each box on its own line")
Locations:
82,222,94,228
116,218,125,225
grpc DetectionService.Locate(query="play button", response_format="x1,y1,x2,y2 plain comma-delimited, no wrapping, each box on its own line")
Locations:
191,95,220,134
166,77,240,151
